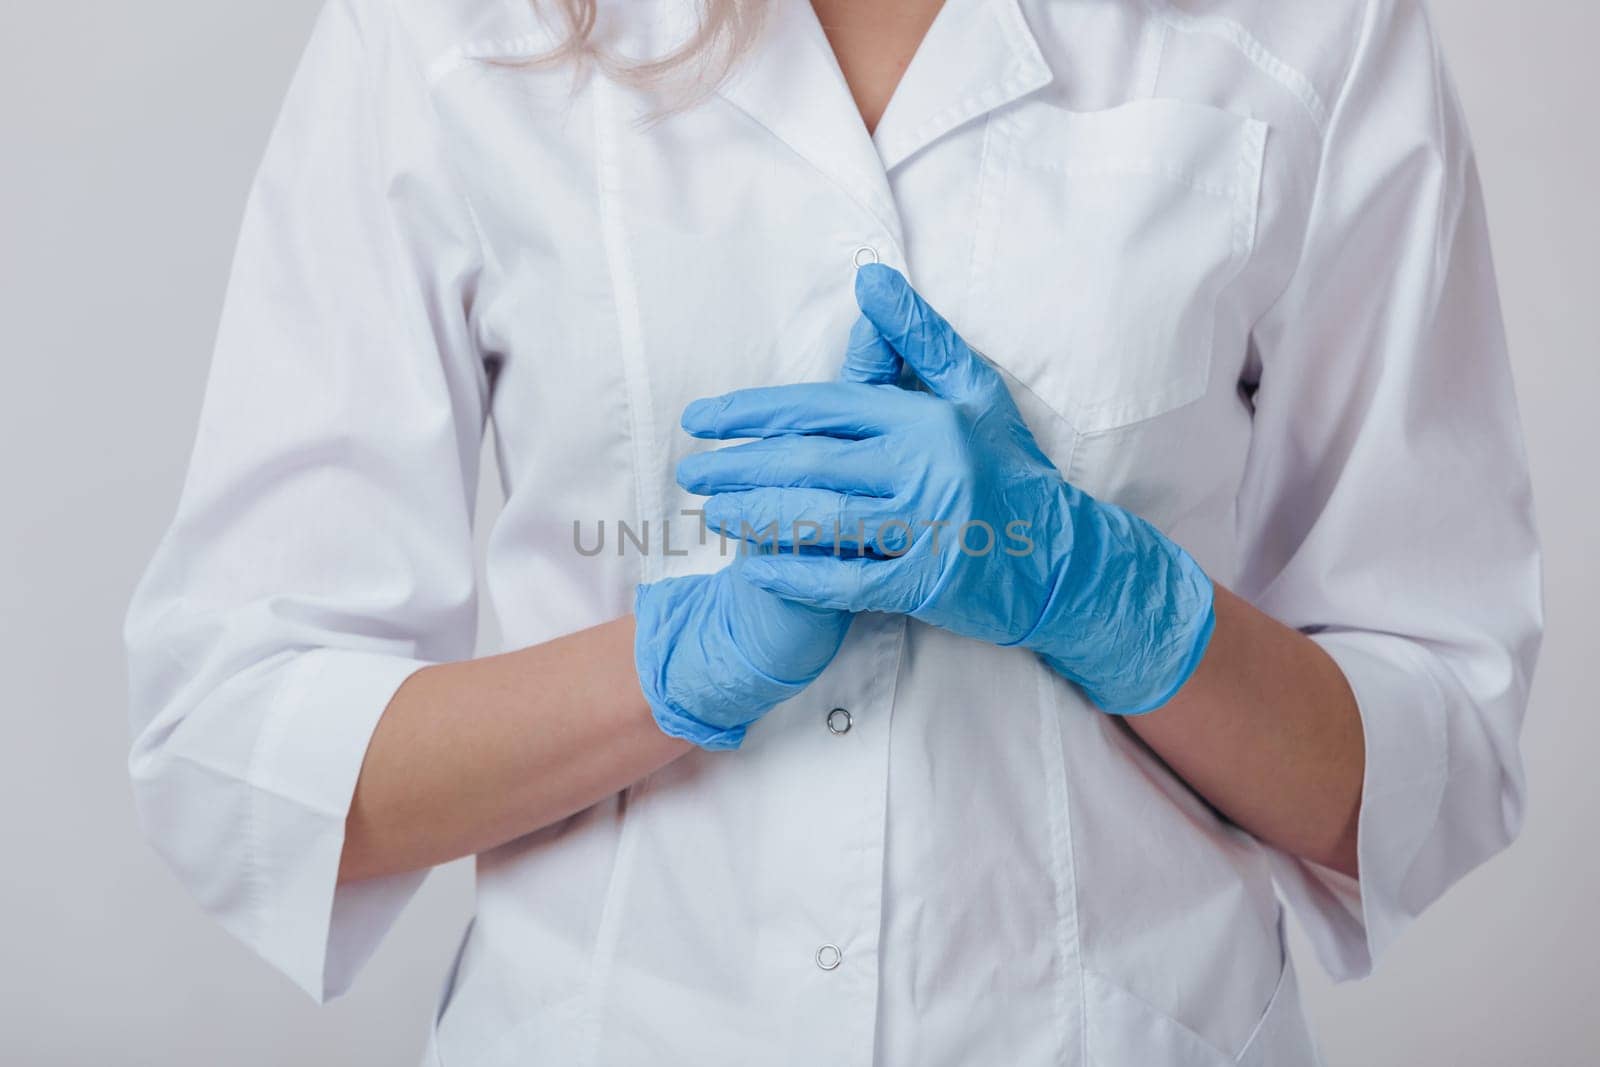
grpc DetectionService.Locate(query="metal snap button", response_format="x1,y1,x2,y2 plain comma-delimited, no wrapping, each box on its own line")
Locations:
826,707,853,735
852,245,880,268
815,944,843,971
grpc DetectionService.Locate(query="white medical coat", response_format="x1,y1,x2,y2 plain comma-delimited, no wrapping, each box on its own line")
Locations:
124,0,1543,1063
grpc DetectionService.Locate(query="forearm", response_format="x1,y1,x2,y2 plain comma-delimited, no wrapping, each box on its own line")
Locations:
338,615,689,885
1126,584,1365,876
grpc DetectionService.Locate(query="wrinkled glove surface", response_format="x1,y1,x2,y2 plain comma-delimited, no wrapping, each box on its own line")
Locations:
678,264,1214,715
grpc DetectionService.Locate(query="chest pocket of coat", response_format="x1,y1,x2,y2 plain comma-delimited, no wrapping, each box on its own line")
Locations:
967,98,1266,435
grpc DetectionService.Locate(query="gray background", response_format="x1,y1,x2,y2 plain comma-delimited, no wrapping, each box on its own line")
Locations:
1,1,1594,1063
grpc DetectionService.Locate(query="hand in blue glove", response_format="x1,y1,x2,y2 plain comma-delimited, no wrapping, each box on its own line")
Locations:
635,278,901,751
635,558,853,750
676,263,1215,715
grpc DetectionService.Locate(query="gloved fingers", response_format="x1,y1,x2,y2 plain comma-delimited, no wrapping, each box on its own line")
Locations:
702,487,907,553
736,552,905,615
678,435,895,497
854,263,1005,405
838,314,903,385
681,381,924,441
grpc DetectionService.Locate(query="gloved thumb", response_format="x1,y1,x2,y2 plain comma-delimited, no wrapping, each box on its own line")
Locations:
854,262,996,403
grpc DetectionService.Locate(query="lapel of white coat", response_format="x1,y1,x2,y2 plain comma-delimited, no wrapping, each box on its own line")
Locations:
871,0,1054,173
713,0,1054,237
712,0,903,241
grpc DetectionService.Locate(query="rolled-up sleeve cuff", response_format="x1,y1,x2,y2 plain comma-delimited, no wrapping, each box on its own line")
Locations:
1270,630,1449,981
249,647,435,1002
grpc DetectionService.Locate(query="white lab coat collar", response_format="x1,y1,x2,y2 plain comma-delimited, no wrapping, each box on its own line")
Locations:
714,0,1053,247
871,0,1053,171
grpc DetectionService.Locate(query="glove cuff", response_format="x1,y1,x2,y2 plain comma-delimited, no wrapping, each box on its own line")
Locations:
633,581,749,751
1088,591,1217,716
1025,501,1218,715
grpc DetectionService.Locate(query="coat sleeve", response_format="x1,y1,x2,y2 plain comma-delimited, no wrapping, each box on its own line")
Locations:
1234,0,1543,981
123,0,488,1002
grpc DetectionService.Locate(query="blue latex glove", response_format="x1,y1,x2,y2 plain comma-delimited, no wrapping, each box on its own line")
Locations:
634,556,853,750
636,281,896,752
676,264,1215,715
